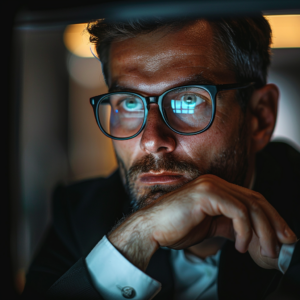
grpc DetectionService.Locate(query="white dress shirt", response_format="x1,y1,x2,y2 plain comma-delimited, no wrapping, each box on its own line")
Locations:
86,170,297,299
86,236,296,300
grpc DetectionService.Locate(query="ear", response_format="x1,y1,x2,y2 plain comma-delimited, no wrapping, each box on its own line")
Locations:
248,84,279,153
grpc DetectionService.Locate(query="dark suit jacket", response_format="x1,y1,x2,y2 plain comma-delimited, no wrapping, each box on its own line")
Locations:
22,141,300,300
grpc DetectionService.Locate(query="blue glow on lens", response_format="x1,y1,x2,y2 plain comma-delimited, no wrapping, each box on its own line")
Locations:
116,109,118,113
171,99,195,114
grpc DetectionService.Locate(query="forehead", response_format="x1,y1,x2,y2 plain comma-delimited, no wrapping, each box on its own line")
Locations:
109,20,233,91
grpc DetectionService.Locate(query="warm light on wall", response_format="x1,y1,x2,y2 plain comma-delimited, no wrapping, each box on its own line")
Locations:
265,15,300,48
64,15,300,57
63,23,94,57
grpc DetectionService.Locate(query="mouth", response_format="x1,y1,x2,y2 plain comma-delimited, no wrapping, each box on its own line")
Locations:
139,171,186,185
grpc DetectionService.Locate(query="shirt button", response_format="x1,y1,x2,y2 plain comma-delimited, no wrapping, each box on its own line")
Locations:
121,286,136,299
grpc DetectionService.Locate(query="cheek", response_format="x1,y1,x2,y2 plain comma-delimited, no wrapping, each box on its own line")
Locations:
175,133,218,169
178,135,220,160
176,110,240,164
113,137,141,169
213,101,243,140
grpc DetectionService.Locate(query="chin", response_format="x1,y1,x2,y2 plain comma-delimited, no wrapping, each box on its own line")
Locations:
130,183,184,212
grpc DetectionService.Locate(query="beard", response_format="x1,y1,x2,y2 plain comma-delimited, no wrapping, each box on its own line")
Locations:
116,118,249,213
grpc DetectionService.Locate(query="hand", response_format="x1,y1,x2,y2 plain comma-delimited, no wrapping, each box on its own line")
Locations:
108,174,297,271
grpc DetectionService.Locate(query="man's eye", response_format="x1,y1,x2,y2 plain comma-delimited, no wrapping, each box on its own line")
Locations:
121,98,143,111
180,94,205,106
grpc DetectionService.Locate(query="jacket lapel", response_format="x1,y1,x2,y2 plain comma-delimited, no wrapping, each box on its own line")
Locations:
217,240,280,300
72,171,132,257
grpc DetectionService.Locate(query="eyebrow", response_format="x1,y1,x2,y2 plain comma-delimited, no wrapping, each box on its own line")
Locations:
108,73,216,93
109,83,131,93
175,74,215,86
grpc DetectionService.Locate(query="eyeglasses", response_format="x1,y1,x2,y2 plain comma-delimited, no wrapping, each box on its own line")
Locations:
90,82,255,140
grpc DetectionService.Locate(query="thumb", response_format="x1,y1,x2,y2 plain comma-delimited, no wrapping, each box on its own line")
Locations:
209,216,235,241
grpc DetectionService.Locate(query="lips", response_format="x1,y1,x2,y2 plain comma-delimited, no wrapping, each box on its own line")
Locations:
139,172,185,184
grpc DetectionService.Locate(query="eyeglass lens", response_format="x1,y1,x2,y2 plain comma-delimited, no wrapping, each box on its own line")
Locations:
97,87,212,138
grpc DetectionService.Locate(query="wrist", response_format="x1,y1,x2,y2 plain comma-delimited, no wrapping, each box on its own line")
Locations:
108,213,159,271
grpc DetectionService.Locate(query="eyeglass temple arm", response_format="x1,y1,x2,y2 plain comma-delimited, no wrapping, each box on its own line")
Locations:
217,82,256,92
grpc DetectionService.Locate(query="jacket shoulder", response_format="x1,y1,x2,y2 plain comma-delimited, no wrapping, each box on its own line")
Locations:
257,140,300,237
52,170,124,212
256,140,300,187
263,140,300,177
51,170,130,256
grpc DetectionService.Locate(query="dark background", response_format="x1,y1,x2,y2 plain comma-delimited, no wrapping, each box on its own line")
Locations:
5,1,300,298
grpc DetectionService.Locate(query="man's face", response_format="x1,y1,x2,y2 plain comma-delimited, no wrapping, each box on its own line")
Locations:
108,20,250,210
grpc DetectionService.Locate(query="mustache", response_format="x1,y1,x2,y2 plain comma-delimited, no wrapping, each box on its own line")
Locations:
127,154,202,181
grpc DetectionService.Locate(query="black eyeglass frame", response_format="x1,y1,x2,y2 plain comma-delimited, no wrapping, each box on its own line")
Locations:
90,82,255,140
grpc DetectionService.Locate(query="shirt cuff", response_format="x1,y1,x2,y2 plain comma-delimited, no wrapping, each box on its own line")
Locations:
278,241,298,274
86,235,161,300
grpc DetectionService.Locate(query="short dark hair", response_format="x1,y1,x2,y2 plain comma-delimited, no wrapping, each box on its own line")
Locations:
87,16,272,111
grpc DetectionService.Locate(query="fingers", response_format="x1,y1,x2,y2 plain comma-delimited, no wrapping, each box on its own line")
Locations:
240,197,280,258
210,216,235,241
198,193,253,253
258,200,298,244
220,183,297,257
247,230,280,271
198,176,296,258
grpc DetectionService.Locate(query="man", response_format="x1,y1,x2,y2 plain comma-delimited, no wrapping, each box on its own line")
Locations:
22,15,300,300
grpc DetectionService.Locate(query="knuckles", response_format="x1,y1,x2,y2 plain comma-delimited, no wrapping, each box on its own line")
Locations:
249,190,263,201
195,174,219,193
194,175,267,215
247,191,266,211
236,204,249,219
247,196,262,213
187,175,269,219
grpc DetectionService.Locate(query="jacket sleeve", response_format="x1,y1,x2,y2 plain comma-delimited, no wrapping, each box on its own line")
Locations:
46,258,102,300
265,240,300,300
21,185,103,300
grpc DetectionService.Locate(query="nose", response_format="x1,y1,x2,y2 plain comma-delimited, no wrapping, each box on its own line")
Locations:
140,104,176,154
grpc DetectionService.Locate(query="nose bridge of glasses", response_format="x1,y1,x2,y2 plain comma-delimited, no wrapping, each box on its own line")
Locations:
148,96,158,103
144,96,159,110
